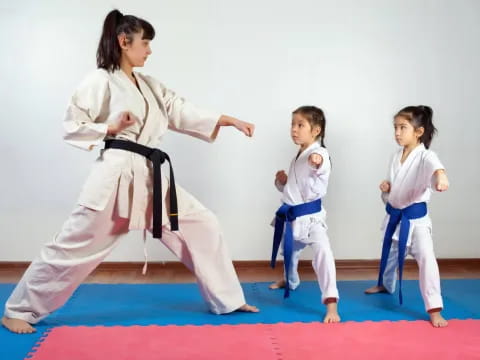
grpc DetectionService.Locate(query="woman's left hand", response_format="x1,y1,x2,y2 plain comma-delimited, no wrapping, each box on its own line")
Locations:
218,115,255,137
233,119,255,137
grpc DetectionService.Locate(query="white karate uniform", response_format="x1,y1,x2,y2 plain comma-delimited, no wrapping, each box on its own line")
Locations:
4,69,246,323
275,142,339,303
379,143,444,311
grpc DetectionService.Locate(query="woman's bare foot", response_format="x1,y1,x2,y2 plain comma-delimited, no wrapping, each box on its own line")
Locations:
429,311,448,327
323,302,340,323
237,304,260,313
269,279,286,290
1,316,36,334
364,285,388,294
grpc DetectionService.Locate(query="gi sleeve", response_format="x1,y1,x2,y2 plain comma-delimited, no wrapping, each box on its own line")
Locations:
63,70,110,151
144,75,221,143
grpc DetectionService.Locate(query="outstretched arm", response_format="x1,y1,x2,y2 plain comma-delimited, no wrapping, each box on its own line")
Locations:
210,115,255,139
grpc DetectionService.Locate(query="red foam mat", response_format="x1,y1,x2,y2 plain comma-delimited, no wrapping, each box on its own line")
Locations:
26,320,480,360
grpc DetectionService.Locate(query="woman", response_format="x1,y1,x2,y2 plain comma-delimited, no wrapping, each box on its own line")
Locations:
2,9,258,334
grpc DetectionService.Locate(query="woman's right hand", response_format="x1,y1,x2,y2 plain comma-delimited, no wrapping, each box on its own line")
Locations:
379,180,391,193
107,112,136,135
275,170,288,186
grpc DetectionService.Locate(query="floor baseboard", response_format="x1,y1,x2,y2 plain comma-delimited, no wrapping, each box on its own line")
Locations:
0,259,478,271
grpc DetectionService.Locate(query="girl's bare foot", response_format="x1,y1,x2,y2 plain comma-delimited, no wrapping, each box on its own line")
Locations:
237,304,260,313
1,316,36,334
429,311,448,327
364,285,388,294
269,279,286,290
323,302,340,323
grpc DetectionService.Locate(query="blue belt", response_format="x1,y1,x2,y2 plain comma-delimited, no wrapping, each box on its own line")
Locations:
271,199,322,298
377,202,427,304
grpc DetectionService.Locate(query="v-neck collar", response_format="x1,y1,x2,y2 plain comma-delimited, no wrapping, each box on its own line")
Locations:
118,69,146,98
398,143,425,167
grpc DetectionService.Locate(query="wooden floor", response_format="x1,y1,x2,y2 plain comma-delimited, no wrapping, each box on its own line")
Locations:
1,259,479,284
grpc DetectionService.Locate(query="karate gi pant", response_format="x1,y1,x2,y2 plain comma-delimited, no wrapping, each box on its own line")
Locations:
284,222,339,303
4,189,246,324
380,225,443,311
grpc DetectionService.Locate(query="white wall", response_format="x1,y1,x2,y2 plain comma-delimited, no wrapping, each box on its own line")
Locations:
0,0,479,261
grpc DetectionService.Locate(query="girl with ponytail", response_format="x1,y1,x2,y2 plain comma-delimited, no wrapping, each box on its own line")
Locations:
270,105,341,324
365,105,450,328
2,9,258,334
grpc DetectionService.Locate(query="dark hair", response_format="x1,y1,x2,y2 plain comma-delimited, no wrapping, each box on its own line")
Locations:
292,105,327,147
96,9,155,72
395,105,437,149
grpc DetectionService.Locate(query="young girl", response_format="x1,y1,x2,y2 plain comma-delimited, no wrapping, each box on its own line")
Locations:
365,105,449,328
270,106,340,323
2,9,259,334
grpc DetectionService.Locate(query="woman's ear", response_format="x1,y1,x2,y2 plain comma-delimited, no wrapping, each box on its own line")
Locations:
117,33,128,50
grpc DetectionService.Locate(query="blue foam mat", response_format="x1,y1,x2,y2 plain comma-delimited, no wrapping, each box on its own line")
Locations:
1,279,479,360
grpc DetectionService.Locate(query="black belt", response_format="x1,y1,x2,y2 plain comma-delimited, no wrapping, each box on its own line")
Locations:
104,139,179,238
